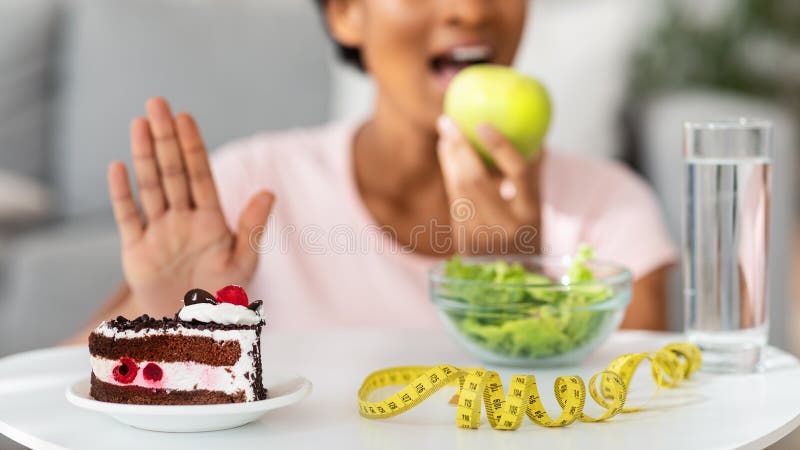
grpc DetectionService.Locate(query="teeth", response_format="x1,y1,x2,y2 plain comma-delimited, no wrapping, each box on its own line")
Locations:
450,46,491,62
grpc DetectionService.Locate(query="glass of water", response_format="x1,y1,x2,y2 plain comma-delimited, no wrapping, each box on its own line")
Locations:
683,118,772,373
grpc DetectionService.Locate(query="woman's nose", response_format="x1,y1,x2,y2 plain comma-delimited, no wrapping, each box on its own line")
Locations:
441,0,494,28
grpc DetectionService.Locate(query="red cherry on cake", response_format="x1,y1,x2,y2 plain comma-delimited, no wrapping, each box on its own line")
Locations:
112,357,139,384
216,285,249,307
142,363,163,382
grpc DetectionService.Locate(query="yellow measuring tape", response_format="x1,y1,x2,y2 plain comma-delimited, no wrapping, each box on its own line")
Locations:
358,343,701,429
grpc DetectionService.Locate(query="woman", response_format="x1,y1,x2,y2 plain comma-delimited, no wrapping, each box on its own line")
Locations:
71,0,675,341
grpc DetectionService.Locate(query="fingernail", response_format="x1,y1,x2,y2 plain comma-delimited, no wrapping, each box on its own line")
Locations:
437,115,458,137
257,191,274,206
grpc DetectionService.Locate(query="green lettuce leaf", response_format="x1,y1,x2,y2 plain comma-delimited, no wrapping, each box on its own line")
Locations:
441,246,614,359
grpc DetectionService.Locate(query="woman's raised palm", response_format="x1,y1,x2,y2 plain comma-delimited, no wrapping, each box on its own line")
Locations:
107,97,273,317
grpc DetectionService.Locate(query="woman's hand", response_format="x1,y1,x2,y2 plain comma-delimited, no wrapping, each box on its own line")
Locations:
107,97,274,317
436,116,542,255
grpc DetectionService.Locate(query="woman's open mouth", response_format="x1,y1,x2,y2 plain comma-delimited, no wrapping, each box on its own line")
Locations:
430,44,494,91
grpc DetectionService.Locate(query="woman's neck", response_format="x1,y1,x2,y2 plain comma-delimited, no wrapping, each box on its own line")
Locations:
352,97,452,254
354,100,442,198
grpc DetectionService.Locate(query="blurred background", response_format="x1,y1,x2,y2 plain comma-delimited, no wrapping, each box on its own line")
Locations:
0,0,798,447
1,0,798,352
1,0,799,344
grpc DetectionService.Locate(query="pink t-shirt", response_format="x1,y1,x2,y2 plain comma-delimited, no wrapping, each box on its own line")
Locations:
211,121,676,331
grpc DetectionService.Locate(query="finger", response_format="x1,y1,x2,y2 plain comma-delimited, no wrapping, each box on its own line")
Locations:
107,162,144,246
130,117,167,220
175,113,221,211
436,116,505,224
145,97,191,210
233,191,275,275
476,123,530,182
477,123,540,214
436,116,492,195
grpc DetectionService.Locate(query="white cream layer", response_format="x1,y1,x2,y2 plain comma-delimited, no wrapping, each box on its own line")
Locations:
90,356,252,397
93,323,261,401
178,302,261,326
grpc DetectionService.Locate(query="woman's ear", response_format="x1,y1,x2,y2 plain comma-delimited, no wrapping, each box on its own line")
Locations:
325,0,365,48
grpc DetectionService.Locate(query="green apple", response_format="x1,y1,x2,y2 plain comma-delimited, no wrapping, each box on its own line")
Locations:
444,64,552,163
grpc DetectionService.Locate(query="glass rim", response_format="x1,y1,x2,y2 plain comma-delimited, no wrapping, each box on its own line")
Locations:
430,292,631,312
684,118,773,131
428,255,633,289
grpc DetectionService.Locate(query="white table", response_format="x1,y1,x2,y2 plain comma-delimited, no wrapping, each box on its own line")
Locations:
1,330,799,450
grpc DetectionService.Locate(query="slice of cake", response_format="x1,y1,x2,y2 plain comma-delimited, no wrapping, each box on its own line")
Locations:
88,285,267,405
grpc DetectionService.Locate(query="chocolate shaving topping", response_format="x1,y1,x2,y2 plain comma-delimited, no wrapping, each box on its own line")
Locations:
247,300,263,312
105,314,263,332
184,288,218,306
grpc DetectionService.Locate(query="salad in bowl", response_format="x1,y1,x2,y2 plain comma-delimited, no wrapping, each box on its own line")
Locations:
429,247,632,367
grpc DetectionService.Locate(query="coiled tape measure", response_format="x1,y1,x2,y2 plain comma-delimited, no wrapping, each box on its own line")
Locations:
358,343,701,430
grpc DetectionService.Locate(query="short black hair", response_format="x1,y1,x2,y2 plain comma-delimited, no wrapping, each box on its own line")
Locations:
313,0,365,71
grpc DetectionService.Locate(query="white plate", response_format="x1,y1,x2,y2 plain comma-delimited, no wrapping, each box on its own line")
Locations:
65,371,311,432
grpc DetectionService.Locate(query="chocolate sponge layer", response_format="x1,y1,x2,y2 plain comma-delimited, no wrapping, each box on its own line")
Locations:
90,374,246,405
89,333,241,366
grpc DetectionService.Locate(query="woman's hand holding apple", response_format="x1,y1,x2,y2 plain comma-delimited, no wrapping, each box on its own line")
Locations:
436,116,543,256
438,65,550,256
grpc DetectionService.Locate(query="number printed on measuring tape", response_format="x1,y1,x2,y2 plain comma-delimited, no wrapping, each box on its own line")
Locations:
357,342,701,430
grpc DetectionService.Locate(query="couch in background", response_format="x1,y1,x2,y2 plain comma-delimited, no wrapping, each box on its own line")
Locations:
0,0,331,354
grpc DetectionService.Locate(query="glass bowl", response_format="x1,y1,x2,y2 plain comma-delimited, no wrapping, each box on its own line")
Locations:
429,255,632,367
